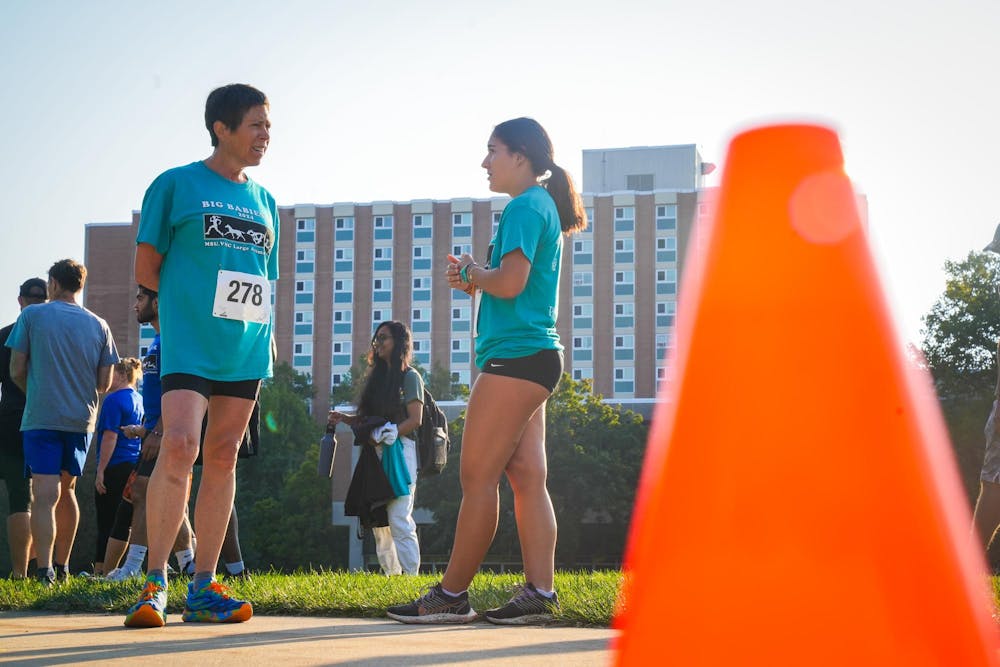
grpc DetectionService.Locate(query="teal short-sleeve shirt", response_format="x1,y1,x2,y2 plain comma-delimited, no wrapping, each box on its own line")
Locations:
474,185,564,368
137,161,279,381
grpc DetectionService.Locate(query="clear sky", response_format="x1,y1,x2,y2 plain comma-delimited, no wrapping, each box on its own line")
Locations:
1,0,997,345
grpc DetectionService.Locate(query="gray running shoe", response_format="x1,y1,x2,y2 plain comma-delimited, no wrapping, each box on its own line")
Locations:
386,583,478,624
483,582,559,625
107,567,143,582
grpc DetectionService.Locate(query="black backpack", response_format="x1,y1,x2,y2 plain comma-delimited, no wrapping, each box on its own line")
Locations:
416,387,449,478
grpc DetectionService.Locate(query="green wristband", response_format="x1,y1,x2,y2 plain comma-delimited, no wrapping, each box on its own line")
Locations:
460,264,471,284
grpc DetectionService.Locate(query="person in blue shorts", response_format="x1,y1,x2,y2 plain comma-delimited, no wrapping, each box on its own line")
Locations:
92,358,143,576
388,118,586,625
6,259,119,586
106,285,196,581
0,278,48,578
125,83,278,628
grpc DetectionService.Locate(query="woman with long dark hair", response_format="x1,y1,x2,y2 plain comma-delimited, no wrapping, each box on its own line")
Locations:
388,117,585,625
331,320,423,575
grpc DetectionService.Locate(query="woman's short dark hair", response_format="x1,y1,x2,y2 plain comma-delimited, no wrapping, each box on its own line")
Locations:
204,84,269,147
358,321,413,421
48,259,86,293
491,117,587,235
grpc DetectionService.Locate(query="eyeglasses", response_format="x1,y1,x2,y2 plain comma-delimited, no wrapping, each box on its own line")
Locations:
372,334,393,345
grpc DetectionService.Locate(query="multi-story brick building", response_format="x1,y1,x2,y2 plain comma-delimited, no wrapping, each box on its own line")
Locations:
84,144,712,417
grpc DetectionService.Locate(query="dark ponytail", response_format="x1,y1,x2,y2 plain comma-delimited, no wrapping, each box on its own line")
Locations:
492,117,587,235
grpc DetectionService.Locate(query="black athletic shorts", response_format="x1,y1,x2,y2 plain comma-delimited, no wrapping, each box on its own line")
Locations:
480,349,563,393
161,373,260,401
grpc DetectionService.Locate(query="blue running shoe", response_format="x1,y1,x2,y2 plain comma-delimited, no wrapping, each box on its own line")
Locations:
124,573,168,628
182,579,253,623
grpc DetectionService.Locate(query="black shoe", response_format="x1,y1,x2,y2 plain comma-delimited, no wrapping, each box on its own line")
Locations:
386,583,478,624
36,568,56,587
226,569,252,581
54,563,70,583
483,582,559,625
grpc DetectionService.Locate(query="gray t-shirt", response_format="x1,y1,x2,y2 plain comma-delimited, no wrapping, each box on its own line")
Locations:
5,301,119,433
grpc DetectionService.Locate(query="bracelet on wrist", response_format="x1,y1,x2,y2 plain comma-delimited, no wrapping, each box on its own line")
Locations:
460,264,471,284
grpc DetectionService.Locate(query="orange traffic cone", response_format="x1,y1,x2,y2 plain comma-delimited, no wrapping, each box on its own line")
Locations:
614,124,999,665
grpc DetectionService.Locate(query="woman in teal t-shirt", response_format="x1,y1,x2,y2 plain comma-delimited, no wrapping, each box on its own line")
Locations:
387,117,586,626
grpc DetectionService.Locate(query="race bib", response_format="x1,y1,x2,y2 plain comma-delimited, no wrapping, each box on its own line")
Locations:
213,270,271,323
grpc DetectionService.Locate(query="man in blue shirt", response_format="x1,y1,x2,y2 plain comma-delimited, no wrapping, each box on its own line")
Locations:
6,259,118,585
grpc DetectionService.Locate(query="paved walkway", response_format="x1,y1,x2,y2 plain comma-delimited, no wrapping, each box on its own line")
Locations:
0,611,617,666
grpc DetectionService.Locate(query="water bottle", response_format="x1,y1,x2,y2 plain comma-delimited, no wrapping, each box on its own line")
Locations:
318,424,337,478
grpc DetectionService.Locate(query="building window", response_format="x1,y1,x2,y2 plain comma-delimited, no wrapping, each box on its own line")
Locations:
585,207,595,231
373,246,393,272
614,334,635,361
413,244,432,271
413,213,433,239
373,277,392,302
295,248,315,274
615,302,634,328
334,279,353,303
412,307,431,332
657,269,677,295
374,215,393,240
573,271,593,297
296,218,315,243
573,302,593,329
294,310,313,336
614,270,635,296
614,238,634,264
295,280,314,305
332,341,352,365
335,216,354,241
614,366,635,394
334,309,352,333
335,247,354,272
453,212,472,239
572,367,593,381
373,309,386,323
656,333,672,361
656,300,676,327
657,235,677,263
492,211,502,236
572,335,593,362
614,207,635,232
656,205,677,231
452,243,472,257
573,239,593,266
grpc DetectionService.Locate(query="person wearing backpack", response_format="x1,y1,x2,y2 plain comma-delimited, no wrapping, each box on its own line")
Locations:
388,118,586,625
330,320,423,575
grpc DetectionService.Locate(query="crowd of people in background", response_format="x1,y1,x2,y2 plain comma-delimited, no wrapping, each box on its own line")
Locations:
0,81,606,630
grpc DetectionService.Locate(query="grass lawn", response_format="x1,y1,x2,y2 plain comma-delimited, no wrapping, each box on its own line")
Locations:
0,570,622,627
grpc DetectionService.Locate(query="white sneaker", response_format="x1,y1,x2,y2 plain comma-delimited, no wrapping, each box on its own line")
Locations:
106,567,143,582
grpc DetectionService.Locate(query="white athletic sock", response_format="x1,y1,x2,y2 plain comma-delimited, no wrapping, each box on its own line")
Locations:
441,586,466,598
123,545,147,572
175,548,195,571
225,560,245,575
534,587,555,598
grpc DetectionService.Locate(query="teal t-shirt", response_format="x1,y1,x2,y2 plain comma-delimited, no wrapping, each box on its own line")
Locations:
137,161,279,381
474,185,564,368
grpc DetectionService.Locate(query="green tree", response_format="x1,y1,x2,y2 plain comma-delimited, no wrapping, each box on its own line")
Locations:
239,363,341,570
921,251,1000,503
415,374,647,568
330,354,368,406
425,362,470,400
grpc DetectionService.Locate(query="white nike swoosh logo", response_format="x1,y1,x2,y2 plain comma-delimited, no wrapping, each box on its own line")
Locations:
489,363,504,368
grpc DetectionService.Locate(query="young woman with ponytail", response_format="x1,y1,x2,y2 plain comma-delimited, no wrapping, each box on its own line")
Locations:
387,117,585,625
